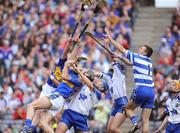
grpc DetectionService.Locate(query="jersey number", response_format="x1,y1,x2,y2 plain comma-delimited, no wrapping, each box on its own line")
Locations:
170,108,178,116
79,93,87,101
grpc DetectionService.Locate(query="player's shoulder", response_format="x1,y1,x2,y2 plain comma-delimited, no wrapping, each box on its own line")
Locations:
113,61,126,73
93,87,102,100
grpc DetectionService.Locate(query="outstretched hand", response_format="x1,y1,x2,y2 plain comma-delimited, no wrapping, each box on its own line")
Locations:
65,60,77,67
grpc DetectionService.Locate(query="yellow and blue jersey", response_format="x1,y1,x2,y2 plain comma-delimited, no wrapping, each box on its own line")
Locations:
47,58,67,88
54,69,83,99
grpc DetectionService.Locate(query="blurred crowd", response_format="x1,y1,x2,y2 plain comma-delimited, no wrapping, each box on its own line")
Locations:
151,6,180,122
0,0,138,132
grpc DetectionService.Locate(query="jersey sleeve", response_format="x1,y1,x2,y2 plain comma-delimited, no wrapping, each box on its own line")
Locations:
57,58,67,69
125,50,134,64
94,88,102,100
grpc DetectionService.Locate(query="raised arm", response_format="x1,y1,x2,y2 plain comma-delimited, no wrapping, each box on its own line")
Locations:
72,65,94,90
68,38,81,61
61,60,76,81
112,53,132,66
61,37,73,59
105,27,127,55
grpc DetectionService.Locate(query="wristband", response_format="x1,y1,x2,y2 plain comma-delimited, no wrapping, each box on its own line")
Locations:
50,75,55,80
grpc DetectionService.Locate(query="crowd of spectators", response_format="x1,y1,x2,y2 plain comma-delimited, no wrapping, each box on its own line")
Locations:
0,0,138,132
151,6,180,122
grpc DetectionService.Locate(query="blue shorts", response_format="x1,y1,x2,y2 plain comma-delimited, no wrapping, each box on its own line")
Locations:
166,122,180,133
130,86,155,109
111,96,128,116
60,109,89,132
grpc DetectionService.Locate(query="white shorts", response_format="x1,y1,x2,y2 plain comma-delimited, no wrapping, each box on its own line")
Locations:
47,92,65,111
40,84,63,116
40,83,56,97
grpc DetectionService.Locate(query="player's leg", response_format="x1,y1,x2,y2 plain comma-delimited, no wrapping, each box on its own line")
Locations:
107,116,114,133
31,110,41,132
126,87,149,133
141,108,152,133
110,113,127,133
38,111,54,133
125,99,138,125
41,92,66,132
55,110,72,133
140,87,155,133
26,96,51,120
21,96,52,132
125,100,141,133
107,103,118,133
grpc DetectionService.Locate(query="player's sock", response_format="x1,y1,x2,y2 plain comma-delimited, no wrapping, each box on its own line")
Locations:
130,116,138,125
25,119,32,127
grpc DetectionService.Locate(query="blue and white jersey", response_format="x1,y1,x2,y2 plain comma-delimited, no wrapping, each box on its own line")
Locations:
166,94,180,124
101,62,127,101
125,50,154,88
68,85,101,116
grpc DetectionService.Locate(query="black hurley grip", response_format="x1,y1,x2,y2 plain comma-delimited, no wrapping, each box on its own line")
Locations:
79,24,89,39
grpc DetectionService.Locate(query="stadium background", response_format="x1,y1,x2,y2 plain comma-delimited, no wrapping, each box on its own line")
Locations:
0,0,179,132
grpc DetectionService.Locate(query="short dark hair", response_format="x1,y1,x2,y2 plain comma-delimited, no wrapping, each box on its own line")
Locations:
144,45,153,57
